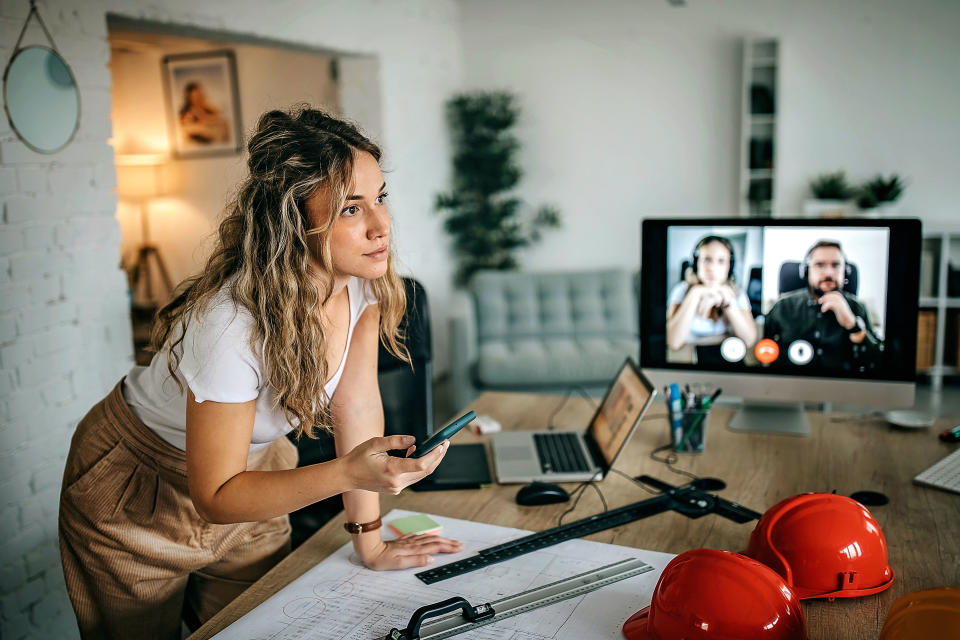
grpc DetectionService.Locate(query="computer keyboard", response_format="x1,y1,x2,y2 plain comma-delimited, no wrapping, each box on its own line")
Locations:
534,432,591,473
913,448,960,496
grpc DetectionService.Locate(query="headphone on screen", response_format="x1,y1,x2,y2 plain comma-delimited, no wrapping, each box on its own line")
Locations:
691,235,736,283
799,240,853,282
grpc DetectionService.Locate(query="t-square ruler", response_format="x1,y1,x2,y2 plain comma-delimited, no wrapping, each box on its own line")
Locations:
416,475,760,585
383,558,653,640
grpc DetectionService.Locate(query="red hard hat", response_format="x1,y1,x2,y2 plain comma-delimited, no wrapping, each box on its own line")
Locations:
622,549,809,640
879,587,960,640
744,492,894,600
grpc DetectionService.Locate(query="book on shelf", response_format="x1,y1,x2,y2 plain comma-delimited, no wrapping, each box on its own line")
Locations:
916,310,936,371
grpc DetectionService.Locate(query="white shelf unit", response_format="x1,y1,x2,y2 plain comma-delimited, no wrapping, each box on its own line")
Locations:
739,37,779,217
918,227,960,390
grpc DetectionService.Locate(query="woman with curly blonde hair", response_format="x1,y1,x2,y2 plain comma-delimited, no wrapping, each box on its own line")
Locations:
58,106,461,639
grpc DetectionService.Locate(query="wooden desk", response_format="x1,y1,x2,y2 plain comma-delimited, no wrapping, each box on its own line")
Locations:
192,392,960,640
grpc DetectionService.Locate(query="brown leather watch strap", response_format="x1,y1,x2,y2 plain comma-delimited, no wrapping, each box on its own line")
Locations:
343,516,382,535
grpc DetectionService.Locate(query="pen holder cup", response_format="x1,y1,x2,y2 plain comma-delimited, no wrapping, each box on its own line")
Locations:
671,408,710,453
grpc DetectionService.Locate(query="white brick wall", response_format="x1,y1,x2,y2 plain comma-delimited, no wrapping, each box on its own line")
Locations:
1,2,131,637
0,1,462,637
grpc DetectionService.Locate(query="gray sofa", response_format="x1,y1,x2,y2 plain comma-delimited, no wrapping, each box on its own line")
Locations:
448,268,640,409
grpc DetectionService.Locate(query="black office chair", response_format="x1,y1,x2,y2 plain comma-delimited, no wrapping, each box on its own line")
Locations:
287,276,432,548
778,260,858,295
747,266,763,317
378,277,433,441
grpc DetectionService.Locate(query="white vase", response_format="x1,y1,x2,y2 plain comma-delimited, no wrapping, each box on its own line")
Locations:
873,202,901,216
802,199,856,218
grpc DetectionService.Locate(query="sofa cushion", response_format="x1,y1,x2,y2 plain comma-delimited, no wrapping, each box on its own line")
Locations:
467,269,639,388
475,336,639,387
471,269,636,342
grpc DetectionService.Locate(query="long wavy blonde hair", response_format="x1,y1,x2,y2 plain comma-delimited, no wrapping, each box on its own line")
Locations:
151,106,408,437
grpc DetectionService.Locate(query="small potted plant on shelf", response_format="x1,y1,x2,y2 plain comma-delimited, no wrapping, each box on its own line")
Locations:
803,170,856,217
856,174,905,216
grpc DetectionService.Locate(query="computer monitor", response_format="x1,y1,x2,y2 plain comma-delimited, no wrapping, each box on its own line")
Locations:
640,218,921,435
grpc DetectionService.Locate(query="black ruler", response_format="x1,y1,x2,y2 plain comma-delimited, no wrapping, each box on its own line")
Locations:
416,477,760,585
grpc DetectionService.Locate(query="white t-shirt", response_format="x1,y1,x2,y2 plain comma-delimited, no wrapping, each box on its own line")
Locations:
667,281,751,339
123,276,377,451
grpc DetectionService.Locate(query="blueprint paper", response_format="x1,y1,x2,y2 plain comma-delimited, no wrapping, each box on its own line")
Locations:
212,509,674,640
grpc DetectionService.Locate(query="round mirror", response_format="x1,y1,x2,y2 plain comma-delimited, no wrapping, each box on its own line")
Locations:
3,45,80,153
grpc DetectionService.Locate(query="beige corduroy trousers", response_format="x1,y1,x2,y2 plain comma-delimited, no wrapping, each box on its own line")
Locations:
58,380,298,639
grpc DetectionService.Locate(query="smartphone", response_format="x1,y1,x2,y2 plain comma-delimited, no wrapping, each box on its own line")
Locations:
408,411,476,458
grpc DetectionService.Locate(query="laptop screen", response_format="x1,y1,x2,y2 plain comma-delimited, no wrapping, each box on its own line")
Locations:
587,359,655,468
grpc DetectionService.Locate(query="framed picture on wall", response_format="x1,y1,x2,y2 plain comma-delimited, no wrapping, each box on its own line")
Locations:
161,50,242,158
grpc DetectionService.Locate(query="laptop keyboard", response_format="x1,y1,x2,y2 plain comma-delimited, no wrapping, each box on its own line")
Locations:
534,432,592,474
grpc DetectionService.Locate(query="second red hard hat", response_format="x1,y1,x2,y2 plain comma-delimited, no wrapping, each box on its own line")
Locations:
744,492,894,600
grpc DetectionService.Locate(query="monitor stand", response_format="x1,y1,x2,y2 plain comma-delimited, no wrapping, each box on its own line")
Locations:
728,401,810,436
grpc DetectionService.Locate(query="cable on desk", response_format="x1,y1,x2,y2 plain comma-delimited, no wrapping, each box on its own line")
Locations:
546,385,600,431
650,444,699,482
609,467,660,494
557,480,607,526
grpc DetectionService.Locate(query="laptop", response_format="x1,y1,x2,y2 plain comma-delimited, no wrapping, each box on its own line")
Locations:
491,357,657,484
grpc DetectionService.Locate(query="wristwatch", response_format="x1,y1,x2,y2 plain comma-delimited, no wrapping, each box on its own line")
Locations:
846,316,866,334
343,517,382,535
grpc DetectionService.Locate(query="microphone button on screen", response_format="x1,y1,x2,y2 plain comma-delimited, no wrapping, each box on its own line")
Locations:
720,337,747,362
755,338,780,364
788,339,814,365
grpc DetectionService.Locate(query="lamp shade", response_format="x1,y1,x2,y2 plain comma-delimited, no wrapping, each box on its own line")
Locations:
116,153,167,199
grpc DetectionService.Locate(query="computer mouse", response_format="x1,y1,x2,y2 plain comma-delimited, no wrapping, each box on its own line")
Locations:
515,482,570,506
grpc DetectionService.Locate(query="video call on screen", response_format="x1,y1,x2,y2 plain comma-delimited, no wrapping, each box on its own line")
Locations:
662,225,890,375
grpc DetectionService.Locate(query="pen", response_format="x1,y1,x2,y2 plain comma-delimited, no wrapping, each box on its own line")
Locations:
939,424,960,442
679,388,723,451
668,383,683,449
706,388,723,407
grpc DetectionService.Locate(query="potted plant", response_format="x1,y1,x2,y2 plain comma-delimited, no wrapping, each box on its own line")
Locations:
803,170,856,217
856,174,905,215
435,91,561,286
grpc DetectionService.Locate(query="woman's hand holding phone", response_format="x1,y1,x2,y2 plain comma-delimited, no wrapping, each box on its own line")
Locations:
343,434,449,495
341,412,474,495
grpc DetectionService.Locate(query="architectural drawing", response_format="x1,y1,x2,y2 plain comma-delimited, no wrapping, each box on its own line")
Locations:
213,510,675,640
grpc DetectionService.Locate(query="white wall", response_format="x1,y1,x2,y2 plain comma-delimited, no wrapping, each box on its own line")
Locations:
0,2,461,638
457,0,960,275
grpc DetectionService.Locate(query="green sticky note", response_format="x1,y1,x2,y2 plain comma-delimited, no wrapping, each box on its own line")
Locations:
388,513,442,536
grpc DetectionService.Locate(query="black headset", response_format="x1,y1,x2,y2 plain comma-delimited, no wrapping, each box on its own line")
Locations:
692,235,736,283
799,240,853,281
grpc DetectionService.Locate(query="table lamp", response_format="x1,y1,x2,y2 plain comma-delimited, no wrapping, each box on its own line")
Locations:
116,153,173,306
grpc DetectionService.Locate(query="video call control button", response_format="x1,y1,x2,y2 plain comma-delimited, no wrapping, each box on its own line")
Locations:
787,339,814,365
755,338,779,365
720,337,747,363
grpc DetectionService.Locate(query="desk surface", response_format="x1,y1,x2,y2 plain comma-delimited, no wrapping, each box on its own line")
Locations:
192,392,960,640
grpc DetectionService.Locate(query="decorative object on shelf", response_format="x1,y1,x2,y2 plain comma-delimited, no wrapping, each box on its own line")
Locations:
856,174,906,214
749,138,774,169
117,153,174,306
803,170,856,217
2,0,80,154
916,310,936,371
161,50,242,158
435,91,561,286
750,84,775,114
